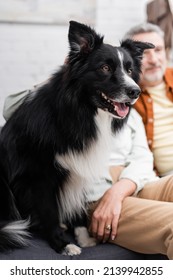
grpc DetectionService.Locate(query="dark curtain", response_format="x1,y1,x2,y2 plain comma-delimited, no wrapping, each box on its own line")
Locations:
147,0,173,58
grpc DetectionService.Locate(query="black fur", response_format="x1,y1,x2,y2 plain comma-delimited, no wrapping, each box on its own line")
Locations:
0,21,154,254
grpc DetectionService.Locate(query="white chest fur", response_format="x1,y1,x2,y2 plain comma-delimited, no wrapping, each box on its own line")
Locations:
55,109,113,222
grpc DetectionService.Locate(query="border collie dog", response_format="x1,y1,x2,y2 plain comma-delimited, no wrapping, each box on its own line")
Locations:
0,21,153,255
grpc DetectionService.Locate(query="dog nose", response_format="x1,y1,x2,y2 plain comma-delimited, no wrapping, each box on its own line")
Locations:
128,88,141,99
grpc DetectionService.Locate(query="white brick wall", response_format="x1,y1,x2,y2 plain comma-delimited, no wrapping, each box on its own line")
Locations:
0,0,148,125
0,23,68,125
96,0,147,45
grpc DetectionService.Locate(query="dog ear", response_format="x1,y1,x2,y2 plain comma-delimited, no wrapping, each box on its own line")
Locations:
68,21,103,55
121,39,155,59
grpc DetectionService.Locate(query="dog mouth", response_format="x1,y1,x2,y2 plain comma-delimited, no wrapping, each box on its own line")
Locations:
100,92,130,119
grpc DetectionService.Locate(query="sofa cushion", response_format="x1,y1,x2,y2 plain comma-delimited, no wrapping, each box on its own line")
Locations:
0,237,144,260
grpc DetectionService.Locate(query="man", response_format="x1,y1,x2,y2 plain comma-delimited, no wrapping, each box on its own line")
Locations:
123,22,173,176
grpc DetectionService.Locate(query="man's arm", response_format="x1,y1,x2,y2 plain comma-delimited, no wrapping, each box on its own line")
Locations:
3,80,49,121
3,89,32,121
118,109,157,194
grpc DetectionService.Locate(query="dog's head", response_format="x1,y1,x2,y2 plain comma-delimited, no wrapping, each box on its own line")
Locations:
67,21,154,119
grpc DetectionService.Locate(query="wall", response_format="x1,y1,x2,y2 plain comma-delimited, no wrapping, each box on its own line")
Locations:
96,0,147,45
0,23,68,125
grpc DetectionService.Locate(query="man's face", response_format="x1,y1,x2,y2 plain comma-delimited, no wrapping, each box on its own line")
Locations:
132,32,167,87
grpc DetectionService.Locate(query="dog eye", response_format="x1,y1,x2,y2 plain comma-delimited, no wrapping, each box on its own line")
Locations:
127,68,132,75
101,65,111,72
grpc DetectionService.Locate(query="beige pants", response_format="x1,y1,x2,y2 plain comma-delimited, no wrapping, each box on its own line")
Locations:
89,174,173,259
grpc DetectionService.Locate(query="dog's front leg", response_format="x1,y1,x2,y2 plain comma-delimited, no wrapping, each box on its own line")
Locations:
32,182,82,255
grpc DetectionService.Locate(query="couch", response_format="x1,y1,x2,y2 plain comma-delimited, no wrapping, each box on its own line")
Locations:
0,233,167,260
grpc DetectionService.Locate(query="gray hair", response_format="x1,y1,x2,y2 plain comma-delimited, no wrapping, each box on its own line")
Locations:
123,22,164,40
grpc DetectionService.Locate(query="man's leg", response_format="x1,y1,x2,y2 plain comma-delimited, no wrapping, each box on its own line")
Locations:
89,175,173,259
112,176,173,259
137,175,173,201
110,196,173,259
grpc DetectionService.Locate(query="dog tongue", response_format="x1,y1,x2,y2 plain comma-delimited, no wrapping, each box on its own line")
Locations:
115,102,129,117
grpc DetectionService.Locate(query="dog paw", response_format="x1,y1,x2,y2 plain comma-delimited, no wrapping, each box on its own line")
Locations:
74,226,97,248
62,244,82,256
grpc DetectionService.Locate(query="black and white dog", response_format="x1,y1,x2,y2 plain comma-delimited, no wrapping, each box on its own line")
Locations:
0,21,153,255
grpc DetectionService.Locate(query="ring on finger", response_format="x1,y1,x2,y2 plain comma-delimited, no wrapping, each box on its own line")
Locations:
105,224,111,231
